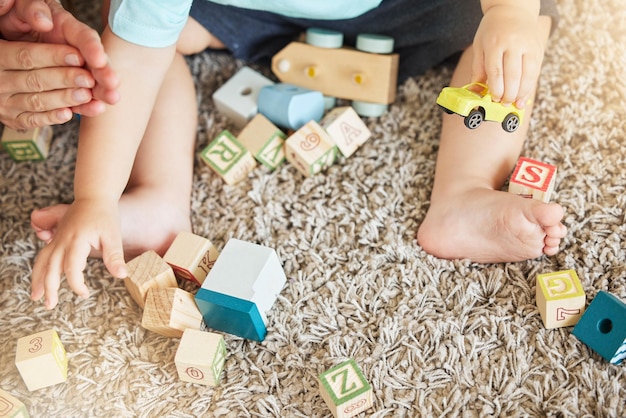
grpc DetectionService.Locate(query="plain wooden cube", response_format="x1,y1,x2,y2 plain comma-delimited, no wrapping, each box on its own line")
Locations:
285,120,338,177
124,250,178,308
195,239,286,341
212,66,274,128
1,126,53,161
175,329,227,386
536,270,586,329
237,114,287,170
163,232,220,286
573,291,626,364
141,288,203,338
0,388,29,417
508,157,557,202
319,359,373,418
321,106,371,157
15,329,68,391
201,130,257,185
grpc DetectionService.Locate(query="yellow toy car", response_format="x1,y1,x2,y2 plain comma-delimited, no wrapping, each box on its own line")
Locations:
436,82,525,132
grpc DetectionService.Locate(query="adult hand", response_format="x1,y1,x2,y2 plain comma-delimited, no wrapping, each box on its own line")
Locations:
0,0,119,129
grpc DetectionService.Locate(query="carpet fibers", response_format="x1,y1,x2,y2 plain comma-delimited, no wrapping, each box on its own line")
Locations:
1,0,625,416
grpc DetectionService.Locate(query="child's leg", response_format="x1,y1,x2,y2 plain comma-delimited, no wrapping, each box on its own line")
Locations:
32,51,197,259
417,16,566,263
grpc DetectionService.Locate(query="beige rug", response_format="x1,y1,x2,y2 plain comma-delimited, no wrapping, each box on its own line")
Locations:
1,0,625,416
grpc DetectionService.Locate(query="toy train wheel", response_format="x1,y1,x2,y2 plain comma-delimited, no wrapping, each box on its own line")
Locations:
464,109,484,129
502,113,520,132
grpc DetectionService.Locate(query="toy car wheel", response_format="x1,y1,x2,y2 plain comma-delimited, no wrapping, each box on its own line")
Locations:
502,113,520,132
464,109,484,129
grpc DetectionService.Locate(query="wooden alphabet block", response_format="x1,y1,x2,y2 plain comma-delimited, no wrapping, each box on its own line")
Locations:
141,288,203,338
321,106,371,157
0,389,29,418
257,83,324,130
15,329,68,391
195,239,286,341
201,130,257,185
319,359,373,418
285,120,338,177
508,157,557,202
536,270,585,329
1,126,53,161
212,66,274,128
124,250,178,308
237,114,286,170
175,329,227,386
573,291,626,364
163,232,219,286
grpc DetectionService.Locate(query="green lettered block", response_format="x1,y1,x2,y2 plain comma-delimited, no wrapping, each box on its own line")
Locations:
319,359,373,418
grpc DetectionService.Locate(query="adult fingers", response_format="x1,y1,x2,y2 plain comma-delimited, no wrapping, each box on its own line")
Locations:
0,39,84,70
2,88,92,129
0,65,95,95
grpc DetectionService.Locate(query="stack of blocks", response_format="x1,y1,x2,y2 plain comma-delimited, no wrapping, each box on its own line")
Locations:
204,64,373,184
14,329,68,392
123,231,286,385
0,389,29,417
1,126,53,162
318,359,374,418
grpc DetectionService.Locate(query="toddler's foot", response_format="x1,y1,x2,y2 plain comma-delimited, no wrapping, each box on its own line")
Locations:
31,187,191,261
417,188,566,263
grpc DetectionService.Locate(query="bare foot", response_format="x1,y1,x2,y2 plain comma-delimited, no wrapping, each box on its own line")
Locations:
417,188,566,263
31,186,191,261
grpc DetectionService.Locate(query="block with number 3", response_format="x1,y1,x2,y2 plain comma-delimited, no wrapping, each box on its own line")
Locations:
15,329,68,391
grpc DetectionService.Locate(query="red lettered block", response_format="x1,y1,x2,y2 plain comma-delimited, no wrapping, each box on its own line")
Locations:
508,157,557,202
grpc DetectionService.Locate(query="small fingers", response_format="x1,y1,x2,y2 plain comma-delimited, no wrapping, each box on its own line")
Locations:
64,243,91,300
16,0,54,32
101,234,128,279
500,51,522,105
31,245,64,310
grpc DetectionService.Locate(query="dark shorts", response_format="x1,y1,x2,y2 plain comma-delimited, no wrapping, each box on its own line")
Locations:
190,0,559,82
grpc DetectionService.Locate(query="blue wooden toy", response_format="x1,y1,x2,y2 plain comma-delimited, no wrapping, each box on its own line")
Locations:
572,291,626,364
258,83,324,130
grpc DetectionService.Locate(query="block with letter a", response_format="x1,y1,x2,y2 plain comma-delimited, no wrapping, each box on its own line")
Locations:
508,157,557,202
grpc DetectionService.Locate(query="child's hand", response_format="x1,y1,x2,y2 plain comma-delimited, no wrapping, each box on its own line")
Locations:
471,5,545,108
31,199,128,310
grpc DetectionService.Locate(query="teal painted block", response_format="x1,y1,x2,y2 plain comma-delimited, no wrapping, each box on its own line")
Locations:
572,291,626,364
195,289,267,342
258,83,324,130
